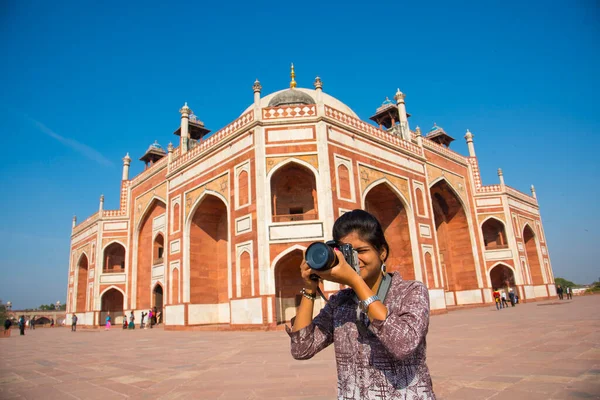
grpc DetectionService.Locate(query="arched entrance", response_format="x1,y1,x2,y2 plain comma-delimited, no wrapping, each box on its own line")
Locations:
103,242,126,273
274,249,305,324
489,264,516,290
153,284,163,312
76,254,89,312
430,180,478,292
189,194,228,304
101,288,124,324
481,218,508,250
270,162,318,222
364,182,415,280
136,199,166,309
523,225,543,285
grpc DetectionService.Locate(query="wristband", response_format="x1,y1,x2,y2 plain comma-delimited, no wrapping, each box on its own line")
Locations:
300,288,317,300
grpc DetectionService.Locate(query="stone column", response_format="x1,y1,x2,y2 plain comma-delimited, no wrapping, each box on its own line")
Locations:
122,153,131,181
531,185,537,199
498,168,505,189
394,88,411,141
99,195,104,214
167,143,173,164
179,102,192,154
465,129,476,157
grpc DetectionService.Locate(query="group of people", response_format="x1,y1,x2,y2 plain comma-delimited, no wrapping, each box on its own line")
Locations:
70,307,162,332
556,285,573,300
492,289,518,309
3,316,57,336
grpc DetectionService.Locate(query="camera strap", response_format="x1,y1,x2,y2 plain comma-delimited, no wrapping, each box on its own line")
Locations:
355,272,392,336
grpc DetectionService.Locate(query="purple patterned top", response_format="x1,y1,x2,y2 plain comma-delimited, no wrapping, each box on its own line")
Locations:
287,273,435,399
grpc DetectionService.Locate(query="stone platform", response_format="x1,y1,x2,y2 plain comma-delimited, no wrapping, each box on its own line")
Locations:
0,295,598,399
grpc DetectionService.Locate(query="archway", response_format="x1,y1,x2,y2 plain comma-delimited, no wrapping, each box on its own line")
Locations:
136,199,166,309
189,194,228,304
274,249,305,324
153,284,163,311
75,254,89,313
489,264,516,290
430,180,478,292
270,162,318,222
103,242,126,273
153,233,164,265
100,288,124,324
482,218,508,250
364,182,414,280
523,225,543,285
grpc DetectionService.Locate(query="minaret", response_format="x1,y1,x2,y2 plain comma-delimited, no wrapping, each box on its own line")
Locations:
531,185,537,199
290,63,297,89
99,194,104,214
498,168,505,188
464,129,476,157
122,153,131,181
314,76,323,103
179,102,192,154
253,79,262,109
72,215,77,229
394,88,411,141
167,142,174,164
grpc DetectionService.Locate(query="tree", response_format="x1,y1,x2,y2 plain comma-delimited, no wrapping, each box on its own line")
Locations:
0,300,7,324
554,277,577,288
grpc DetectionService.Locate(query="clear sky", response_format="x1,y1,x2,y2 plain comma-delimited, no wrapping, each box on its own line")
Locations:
0,1,598,308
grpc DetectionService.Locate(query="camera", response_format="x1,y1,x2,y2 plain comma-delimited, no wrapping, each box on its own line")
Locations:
305,240,360,278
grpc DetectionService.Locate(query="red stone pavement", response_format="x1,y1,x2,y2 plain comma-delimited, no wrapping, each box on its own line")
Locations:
1,295,599,399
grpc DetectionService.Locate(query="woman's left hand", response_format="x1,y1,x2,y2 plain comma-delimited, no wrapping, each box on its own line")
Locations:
314,248,362,288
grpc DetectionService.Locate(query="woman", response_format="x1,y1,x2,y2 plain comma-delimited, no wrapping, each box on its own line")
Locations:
287,209,435,399
105,312,111,330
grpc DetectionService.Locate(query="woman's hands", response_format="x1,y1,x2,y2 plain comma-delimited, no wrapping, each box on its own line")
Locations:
305,249,362,289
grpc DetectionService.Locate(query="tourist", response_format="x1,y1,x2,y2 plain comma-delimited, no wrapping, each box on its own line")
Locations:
288,209,435,399
153,306,158,326
51,318,54,327
148,309,153,329
566,286,573,300
72,314,78,332
29,316,35,330
4,318,12,332
105,312,111,330
156,310,162,325
493,289,501,310
501,291,508,308
508,289,516,307
140,311,146,329
122,315,128,330
129,311,135,329
19,315,25,335
557,285,564,300
515,293,519,304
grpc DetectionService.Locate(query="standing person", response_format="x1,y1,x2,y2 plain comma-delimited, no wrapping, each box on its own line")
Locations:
71,314,78,332
288,209,436,399
153,307,158,326
4,318,12,334
493,289,501,310
51,318,54,327
140,312,146,329
105,312,111,330
500,291,508,308
19,315,25,335
129,311,135,329
148,309,153,329
556,285,564,300
122,315,128,330
508,289,516,307
566,286,572,300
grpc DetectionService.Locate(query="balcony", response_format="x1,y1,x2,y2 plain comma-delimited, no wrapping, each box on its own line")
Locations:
272,211,318,223
153,257,164,266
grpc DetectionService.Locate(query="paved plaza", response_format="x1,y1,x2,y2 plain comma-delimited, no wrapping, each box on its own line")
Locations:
1,295,599,400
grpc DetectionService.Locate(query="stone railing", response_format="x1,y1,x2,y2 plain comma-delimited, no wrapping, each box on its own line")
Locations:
506,186,537,204
130,155,169,186
422,138,468,165
478,185,502,193
72,212,99,234
170,111,254,171
324,106,423,157
102,209,126,217
262,104,317,119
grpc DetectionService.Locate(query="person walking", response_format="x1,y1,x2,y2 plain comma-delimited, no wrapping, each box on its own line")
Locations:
140,312,146,329
105,313,112,330
500,291,508,308
4,318,12,336
556,285,564,300
148,309,153,329
493,289,501,310
18,315,25,335
508,289,516,307
71,314,78,332
50,318,54,327
566,286,573,300
129,311,135,329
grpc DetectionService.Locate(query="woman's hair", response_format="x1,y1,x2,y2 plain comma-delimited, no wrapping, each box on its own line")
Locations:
332,209,389,261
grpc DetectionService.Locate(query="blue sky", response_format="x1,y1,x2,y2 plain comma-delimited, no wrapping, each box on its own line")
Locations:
0,1,598,308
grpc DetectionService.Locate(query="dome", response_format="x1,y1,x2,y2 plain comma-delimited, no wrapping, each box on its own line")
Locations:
267,89,315,107
243,88,359,118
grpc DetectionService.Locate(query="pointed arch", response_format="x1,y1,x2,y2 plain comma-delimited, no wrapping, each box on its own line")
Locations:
184,189,230,304
362,178,421,281
75,252,90,313
523,224,544,285
268,159,319,223
488,263,517,290
273,247,306,324
480,216,508,250
101,240,127,273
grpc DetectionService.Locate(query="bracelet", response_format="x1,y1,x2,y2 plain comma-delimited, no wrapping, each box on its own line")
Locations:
300,288,317,301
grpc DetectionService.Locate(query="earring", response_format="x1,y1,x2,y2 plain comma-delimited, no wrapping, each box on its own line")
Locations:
381,263,386,274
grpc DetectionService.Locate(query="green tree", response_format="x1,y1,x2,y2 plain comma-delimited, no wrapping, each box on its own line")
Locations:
0,300,7,323
554,277,577,288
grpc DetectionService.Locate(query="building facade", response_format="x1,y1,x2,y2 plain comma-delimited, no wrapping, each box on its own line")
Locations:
66,70,556,328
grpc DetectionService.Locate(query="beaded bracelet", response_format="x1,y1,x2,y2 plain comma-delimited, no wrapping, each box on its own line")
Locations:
300,288,316,300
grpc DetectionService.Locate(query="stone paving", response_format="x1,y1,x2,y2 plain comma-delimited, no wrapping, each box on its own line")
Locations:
1,295,599,399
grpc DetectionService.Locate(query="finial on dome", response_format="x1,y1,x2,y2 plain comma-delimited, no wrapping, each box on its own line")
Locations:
290,63,297,89
314,76,322,90
253,79,262,93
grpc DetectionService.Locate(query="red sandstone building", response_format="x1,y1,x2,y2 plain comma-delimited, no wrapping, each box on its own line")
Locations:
67,68,556,328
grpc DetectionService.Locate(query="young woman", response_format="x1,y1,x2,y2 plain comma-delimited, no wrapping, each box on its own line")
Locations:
288,209,435,399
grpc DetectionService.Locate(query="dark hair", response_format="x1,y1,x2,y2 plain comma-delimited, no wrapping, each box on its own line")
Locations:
332,209,389,261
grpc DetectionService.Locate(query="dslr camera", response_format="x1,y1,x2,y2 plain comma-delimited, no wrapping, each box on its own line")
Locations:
305,240,360,279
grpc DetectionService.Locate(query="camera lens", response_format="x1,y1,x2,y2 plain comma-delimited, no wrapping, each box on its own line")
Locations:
305,242,335,270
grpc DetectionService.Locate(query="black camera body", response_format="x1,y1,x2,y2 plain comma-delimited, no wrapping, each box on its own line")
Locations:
305,240,360,277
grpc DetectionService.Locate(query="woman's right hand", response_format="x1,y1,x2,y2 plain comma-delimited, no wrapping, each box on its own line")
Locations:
300,257,319,291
